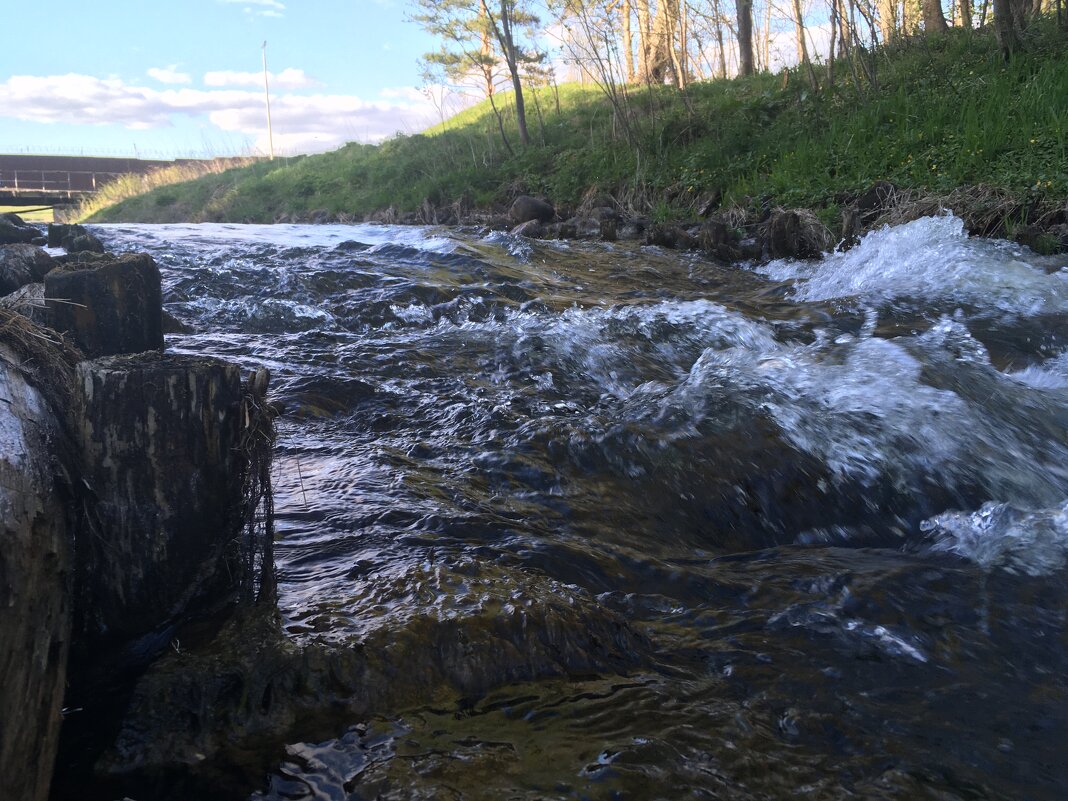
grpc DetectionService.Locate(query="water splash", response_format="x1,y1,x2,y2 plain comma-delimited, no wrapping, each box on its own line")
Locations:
756,214,1068,314
921,501,1068,576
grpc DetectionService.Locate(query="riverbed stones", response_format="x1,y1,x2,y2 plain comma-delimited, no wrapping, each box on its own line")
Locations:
101,559,647,790
73,352,246,646
44,253,164,357
0,244,54,295
509,195,555,224
0,337,75,801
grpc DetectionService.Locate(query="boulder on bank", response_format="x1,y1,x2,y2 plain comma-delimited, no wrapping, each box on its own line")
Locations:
0,212,40,245
0,244,54,295
0,316,78,801
47,223,105,254
761,208,833,260
647,223,700,250
509,195,555,224
45,253,164,357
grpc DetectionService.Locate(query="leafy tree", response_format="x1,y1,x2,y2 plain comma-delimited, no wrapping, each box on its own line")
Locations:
414,0,543,148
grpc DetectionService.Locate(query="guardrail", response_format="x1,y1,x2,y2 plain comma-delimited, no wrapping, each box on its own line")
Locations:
0,168,125,200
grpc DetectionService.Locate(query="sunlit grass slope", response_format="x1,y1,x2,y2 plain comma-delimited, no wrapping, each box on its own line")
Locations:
83,23,1067,224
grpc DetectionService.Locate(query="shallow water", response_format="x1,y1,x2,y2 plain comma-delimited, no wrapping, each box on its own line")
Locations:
97,217,1068,800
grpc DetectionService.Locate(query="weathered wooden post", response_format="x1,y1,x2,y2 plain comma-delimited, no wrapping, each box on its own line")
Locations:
45,252,162,356
73,352,247,646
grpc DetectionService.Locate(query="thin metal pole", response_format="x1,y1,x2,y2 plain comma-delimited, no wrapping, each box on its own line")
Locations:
262,41,275,160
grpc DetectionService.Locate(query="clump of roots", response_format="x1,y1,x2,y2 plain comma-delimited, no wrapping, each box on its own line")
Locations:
237,367,278,606
0,301,81,424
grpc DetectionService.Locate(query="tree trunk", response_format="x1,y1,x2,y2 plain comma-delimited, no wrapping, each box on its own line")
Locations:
642,0,680,84
923,0,950,30
993,0,1021,54
678,0,689,87
622,0,635,81
487,0,530,147
737,0,755,75
878,0,897,40
635,0,652,80
792,0,820,88
480,0,495,96
959,0,973,28
713,0,728,77
762,0,772,69
828,0,838,84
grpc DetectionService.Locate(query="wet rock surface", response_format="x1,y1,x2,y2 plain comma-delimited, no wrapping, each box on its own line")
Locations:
0,212,40,244
97,562,645,799
48,222,106,254
0,328,76,801
0,244,54,295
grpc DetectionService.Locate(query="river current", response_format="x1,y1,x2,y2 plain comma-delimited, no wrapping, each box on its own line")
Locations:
95,216,1067,801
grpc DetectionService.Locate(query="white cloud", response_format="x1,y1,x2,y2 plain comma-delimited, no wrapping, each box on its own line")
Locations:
203,67,320,89
218,0,286,17
0,72,440,155
147,66,191,85
379,86,427,103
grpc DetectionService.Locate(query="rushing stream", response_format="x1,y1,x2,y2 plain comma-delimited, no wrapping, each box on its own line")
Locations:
95,215,1067,801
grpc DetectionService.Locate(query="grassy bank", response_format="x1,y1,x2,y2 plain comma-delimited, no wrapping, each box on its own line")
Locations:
81,23,1067,228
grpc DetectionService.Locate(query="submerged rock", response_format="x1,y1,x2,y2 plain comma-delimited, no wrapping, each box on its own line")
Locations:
99,560,647,796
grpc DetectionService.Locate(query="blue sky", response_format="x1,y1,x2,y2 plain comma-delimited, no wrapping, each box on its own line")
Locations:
0,0,467,158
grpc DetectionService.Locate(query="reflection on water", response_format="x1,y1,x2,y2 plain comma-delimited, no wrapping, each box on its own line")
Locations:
97,218,1068,800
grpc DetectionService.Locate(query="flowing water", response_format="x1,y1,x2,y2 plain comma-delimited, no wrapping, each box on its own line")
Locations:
96,216,1068,801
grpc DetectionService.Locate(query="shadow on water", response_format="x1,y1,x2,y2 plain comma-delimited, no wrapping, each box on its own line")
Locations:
85,219,1068,800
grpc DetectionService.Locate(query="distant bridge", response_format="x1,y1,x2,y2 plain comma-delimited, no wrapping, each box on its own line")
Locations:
0,155,193,207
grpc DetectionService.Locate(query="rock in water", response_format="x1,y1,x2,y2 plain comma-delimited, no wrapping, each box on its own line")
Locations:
0,337,74,801
73,352,246,647
46,223,105,254
45,253,164,357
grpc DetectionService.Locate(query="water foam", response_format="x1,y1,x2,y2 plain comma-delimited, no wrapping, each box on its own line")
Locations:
756,214,1068,315
921,501,1068,576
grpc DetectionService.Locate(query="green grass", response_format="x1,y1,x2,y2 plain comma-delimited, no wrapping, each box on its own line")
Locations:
83,21,1068,224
